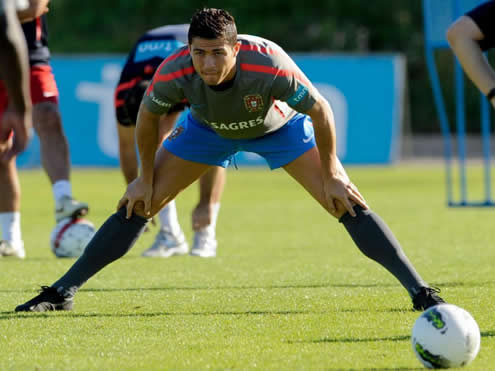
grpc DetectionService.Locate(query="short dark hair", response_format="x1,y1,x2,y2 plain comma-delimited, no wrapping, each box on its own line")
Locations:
188,8,237,45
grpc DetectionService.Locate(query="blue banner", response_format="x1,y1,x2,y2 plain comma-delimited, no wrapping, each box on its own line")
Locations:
17,54,405,168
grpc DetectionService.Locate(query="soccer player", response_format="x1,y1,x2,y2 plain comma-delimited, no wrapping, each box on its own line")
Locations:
115,24,225,258
0,9,89,258
16,8,445,312
447,0,495,108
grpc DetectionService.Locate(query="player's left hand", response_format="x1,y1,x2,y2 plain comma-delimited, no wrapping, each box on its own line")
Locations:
191,203,212,231
324,174,368,217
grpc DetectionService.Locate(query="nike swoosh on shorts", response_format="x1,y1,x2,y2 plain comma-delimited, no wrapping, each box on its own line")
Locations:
302,134,314,143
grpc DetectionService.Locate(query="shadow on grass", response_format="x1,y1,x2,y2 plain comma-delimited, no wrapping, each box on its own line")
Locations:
0,284,396,294
2,279,494,295
0,257,62,262
0,307,417,320
291,330,495,344
326,368,424,371
0,309,312,320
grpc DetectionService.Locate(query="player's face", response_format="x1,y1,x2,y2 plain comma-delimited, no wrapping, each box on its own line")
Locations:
189,37,240,86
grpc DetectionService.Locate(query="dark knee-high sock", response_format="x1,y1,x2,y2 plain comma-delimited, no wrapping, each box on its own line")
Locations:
52,208,148,297
339,205,426,297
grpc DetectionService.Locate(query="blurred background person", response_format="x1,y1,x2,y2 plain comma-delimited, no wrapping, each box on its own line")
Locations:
115,24,225,258
0,0,32,164
0,0,88,258
447,0,495,108
0,0,36,257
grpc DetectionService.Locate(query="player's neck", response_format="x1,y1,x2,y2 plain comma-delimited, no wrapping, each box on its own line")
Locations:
209,71,237,91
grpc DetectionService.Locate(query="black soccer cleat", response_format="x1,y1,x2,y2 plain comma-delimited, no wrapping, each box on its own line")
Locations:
412,286,446,311
15,286,73,312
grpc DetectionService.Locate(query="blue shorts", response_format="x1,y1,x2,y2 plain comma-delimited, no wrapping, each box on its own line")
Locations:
163,112,316,169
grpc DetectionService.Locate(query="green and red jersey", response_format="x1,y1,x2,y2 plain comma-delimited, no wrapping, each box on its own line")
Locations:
143,35,319,139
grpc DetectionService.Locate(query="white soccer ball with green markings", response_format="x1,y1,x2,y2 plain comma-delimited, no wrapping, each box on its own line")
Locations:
50,218,95,258
411,304,480,369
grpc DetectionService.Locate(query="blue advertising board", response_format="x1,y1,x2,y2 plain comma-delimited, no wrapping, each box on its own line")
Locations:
17,54,405,168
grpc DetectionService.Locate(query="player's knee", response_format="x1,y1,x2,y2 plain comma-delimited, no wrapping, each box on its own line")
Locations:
33,103,63,136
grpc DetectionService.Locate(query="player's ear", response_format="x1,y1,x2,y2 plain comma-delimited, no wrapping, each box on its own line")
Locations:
233,41,241,56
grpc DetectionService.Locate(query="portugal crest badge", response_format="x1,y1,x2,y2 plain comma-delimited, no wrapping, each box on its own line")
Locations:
243,94,263,113
167,126,184,141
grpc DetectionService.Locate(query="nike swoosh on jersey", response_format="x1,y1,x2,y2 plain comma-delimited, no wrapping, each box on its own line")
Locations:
42,92,57,98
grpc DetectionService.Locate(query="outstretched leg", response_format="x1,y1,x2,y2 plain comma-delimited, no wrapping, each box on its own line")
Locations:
15,148,211,311
283,147,444,310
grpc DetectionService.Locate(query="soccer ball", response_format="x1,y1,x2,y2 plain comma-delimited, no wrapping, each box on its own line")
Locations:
50,218,96,258
411,304,480,368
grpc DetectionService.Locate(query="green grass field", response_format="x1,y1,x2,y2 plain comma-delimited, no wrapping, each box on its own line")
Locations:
1,165,494,370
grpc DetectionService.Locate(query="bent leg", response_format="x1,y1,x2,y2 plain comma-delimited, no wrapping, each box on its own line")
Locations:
283,147,350,218
283,148,428,298
154,111,189,234
53,148,211,296
135,147,212,217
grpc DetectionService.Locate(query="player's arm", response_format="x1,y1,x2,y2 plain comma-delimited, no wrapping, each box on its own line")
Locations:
306,97,338,183
135,103,160,186
114,42,148,185
306,97,367,216
271,45,366,215
117,103,160,218
115,78,146,185
447,14,495,105
117,53,186,217
116,124,139,184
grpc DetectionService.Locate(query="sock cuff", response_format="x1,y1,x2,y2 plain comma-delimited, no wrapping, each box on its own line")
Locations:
116,207,149,226
0,211,21,219
338,204,371,224
53,180,72,201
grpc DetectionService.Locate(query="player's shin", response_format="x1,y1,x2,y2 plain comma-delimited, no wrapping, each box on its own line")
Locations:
52,207,148,297
339,205,427,298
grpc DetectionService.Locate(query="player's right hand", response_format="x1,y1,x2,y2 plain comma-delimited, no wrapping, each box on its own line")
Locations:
117,177,153,219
